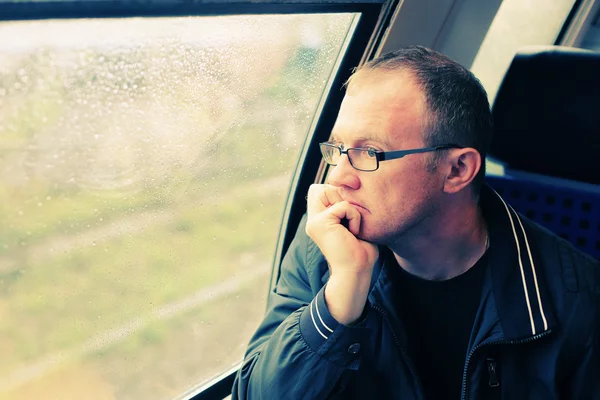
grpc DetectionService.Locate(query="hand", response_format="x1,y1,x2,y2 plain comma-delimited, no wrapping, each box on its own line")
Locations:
305,184,378,272
305,184,379,324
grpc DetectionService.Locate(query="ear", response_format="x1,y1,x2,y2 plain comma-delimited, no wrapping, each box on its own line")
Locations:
442,148,481,194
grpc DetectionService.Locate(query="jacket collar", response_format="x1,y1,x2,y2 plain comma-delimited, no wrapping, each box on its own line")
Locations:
480,184,556,340
363,184,557,341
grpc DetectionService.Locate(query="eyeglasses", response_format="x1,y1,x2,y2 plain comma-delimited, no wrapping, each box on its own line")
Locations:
319,142,463,172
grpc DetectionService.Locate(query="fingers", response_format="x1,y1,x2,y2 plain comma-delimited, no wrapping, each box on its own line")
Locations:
326,201,361,235
347,207,361,236
306,185,362,239
306,184,343,217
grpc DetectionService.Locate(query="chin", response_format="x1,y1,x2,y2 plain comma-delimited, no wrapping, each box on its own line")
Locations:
357,225,387,245
358,220,406,246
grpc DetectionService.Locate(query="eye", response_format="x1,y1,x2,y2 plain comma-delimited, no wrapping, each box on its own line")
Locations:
366,148,378,157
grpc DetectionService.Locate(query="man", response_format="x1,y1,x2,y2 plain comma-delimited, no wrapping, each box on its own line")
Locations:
232,46,600,399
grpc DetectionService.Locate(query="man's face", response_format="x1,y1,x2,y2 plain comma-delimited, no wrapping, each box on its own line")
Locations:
327,70,444,244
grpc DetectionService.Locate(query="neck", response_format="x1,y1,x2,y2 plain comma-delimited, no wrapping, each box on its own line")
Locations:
389,199,488,281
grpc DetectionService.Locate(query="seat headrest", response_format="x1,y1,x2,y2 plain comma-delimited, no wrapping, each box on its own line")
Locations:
490,46,600,185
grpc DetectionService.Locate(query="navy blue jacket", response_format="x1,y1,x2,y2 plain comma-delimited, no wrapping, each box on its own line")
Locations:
232,186,600,399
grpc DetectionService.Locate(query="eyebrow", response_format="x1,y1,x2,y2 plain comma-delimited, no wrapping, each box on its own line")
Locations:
330,134,391,148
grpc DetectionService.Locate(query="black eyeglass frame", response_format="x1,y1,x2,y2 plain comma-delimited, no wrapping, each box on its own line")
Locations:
319,142,464,171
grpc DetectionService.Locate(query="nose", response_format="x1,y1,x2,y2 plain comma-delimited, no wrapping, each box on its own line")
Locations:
327,153,361,190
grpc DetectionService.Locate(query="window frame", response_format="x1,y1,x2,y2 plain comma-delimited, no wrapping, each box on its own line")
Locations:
1,0,384,20
0,0,396,398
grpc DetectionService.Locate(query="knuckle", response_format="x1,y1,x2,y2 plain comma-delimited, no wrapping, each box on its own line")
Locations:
307,184,324,201
308,183,322,193
338,200,351,209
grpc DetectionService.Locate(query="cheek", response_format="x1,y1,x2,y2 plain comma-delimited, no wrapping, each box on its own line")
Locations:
367,168,429,216
362,179,400,218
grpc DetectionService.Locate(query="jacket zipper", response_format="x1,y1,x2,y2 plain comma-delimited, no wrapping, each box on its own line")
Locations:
486,358,499,387
460,330,552,400
372,305,425,400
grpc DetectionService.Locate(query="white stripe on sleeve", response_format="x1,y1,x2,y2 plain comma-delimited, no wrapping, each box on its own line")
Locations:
315,291,334,333
309,300,329,340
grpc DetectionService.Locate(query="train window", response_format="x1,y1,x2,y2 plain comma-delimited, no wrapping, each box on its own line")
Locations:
580,7,600,50
470,0,576,104
0,13,358,399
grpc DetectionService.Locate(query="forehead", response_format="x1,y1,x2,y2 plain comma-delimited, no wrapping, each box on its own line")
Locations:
332,70,428,147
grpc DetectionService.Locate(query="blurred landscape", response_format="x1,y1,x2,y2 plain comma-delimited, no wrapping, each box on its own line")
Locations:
0,14,355,399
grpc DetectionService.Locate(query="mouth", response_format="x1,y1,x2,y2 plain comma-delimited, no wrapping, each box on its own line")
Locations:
348,201,369,213
337,188,369,213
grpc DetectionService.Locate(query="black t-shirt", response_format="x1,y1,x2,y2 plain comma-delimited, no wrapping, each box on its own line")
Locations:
392,250,488,400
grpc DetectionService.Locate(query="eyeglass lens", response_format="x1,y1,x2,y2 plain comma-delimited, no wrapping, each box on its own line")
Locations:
320,144,378,171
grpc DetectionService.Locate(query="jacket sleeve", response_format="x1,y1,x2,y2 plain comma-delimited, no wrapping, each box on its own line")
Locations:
569,331,600,398
568,257,600,398
231,215,371,399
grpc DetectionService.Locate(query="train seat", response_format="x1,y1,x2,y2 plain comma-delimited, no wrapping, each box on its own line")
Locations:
485,46,600,259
